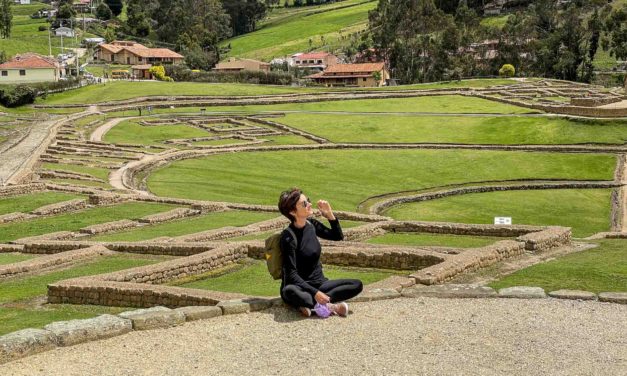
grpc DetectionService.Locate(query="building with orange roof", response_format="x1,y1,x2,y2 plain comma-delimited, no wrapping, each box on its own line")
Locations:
307,62,389,87
213,57,271,73
0,53,63,84
292,52,339,72
96,41,184,66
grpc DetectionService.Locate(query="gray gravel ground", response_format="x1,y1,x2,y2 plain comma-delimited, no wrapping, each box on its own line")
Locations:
1,297,625,376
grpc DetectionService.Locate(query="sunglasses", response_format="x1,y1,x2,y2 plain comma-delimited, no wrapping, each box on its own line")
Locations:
300,197,311,208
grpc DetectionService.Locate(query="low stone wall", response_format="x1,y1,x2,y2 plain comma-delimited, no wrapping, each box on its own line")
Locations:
19,240,222,255
0,183,47,197
31,199,88,216
381,221,543,237
570,96,622,107
410,240,526,285
14,231,78,244
190,202,229,213
138,208,200,224
0,245,114,280
79,219,139,235
516,227,571,251
0,212,35,224
175,216,288,242
38,170,103,183
88,193,134,206
247,118,329,144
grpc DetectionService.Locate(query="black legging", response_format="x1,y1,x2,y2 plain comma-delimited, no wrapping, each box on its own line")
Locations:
281,279,363,309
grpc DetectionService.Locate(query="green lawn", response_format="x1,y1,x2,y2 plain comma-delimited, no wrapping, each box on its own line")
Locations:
89,211,278,242
41,162,111,181
147,149,615,211
0,192,83,215
259,134,315,145
387,189,613,238
103,120,211,146
367,233,507,248
489,239,627,293
40,81,316,105
480,15,510,29
0,254,171,335
0,253,35,265
0,202,177,243
222,0,376,61
276,114,627,144
173,259,400,297
205,95,534,114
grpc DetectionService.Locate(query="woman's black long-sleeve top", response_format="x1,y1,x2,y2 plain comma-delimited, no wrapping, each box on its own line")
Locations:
279,218,343,296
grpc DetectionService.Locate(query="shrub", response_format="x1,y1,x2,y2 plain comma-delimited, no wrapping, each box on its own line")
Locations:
499,64,515,77
96,3,112,20
166,65,293,85
0,85,38,107
38,25,48,32
148,65,173,82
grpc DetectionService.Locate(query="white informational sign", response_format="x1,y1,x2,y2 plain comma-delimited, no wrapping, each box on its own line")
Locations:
494,217,512,225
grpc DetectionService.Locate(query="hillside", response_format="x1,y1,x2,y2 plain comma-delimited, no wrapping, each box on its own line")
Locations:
221,0,376,62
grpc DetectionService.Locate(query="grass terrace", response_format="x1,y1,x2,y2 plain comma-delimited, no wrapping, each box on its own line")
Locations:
147,149,616,211
41,163,112,182
88,210,279,242
171,259,401,297
276,114,627,145
0,253,35,265
0,202,178,243
0,192,83,215
367,233,509,248
386,189,613,238
103,120,210,146
489,239,627,293
0,254,173,335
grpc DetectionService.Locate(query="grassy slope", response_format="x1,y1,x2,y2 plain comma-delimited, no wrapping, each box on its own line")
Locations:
89,211,278,242
174,260,399,297
489,239,627,293
147,149,615,211
278,113,627,144
0,202,177,243
387,189,613,238
223,0,376,61
0,192,82,215
0,253,35,265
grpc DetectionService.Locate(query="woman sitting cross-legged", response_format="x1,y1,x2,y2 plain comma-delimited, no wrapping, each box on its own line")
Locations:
278,188,363,317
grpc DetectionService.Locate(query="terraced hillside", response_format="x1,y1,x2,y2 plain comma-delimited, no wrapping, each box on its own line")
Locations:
0,78,625,363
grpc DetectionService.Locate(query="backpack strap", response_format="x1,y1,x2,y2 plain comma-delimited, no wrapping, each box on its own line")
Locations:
285,226,297,248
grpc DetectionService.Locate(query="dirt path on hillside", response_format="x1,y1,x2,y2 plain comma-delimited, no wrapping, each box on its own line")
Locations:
1,298,625,375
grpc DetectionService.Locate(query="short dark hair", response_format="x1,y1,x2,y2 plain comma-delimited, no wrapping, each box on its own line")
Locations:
278,187,302,223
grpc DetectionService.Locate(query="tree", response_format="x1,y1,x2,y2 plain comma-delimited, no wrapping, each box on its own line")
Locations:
96,3,113,20
184,47,219,70
0,50,6,64
57,4,76,20
499,64,515,77
105,0,124,17
0,0,13,39
104,25,116,43
602,6,627,61
125,0,151,37
222,0,267,36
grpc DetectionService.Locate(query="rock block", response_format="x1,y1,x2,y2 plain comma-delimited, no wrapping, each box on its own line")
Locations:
498,286,546,299
175,306,222,321
43,315,132,347
548,290,597,301
217,300,251,315
402,284,497,299
598,292,627,304
119,306,185,330
0,329,57,364
350,288,401,302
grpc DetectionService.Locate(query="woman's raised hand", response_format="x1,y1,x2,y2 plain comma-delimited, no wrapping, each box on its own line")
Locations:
317,200,335,220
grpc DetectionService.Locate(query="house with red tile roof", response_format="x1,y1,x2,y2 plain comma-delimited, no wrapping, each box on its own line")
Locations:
96,41,184,66
213,58,271,73
292,52,339,72
307,62,389,87
0,53,62,84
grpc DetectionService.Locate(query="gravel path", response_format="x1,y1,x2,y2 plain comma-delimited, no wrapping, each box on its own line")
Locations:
2,298,625,375
90,117,137,142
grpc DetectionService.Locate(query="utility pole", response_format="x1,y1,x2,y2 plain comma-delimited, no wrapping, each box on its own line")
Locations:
48,28,52,57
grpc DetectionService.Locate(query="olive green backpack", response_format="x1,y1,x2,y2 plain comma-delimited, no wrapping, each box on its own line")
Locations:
264,227,297,280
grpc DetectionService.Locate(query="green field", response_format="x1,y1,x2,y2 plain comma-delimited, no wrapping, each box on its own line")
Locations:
223,0,376,61
489,239,627,293
40,81,315,105
0,202,177,243
204,95,535,115
277,114,627,144
387,189,613,238
367,233,508,248
147,149,615,211
41,163,111,181
0,254,171,335
0,253,35,265
103,120,210,146
0,192,83,215
173,259,399,297
89,211,278,242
